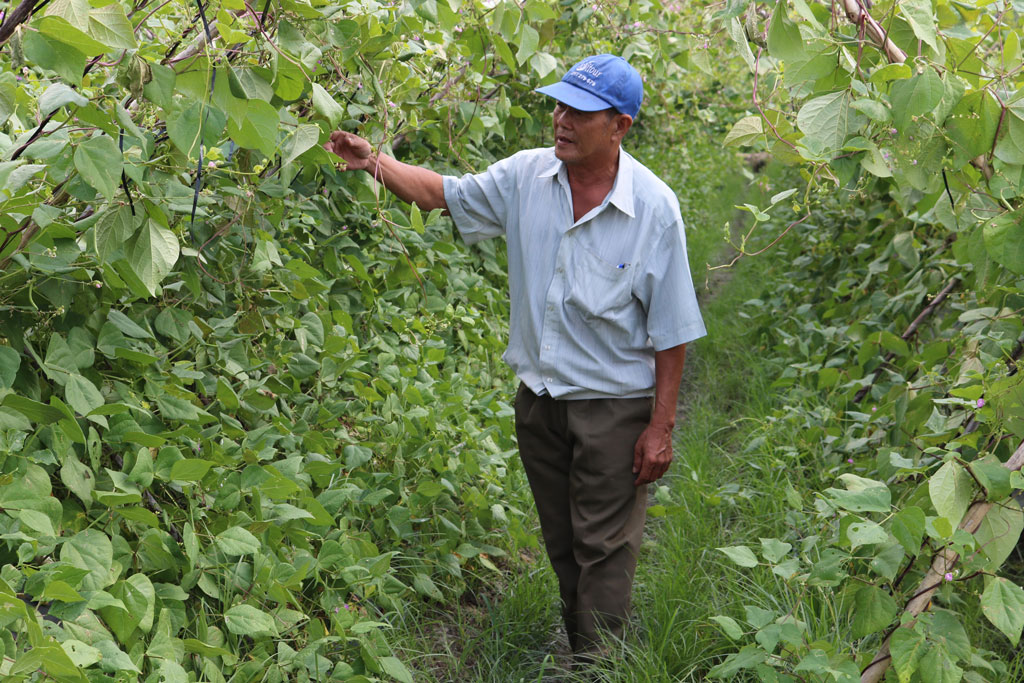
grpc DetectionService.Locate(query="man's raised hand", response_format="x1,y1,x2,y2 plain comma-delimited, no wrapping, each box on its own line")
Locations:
324,131,374,172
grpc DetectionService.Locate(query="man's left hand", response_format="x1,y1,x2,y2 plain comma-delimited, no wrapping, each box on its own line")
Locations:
632,421,673,486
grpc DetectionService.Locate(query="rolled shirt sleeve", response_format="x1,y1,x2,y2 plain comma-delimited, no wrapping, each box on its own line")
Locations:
442,154,523,245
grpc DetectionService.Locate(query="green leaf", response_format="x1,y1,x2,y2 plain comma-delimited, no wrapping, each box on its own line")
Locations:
216,526,261,555
826,474,891,513
901,0,938,50
976,500,1024,571
169,458,213,482
946,90,1001,164
311,83,344,128
94,639,139,672
759,537,792,563
65,373,103,416
224,604,278,636
515,23,539,65
847,519,889,550
126,220,179,295
767,0,806,63
995,109,1024,165
227,99,280,157
797,90,863,154
74,135,122,199
919,645,963,683
889,69,943,130
107,309,153,339
0,346,20,389
851,585,898,638
890,627,927,683
62,640,101,668
983,211,1024,274
281,124,321,167
981,577,1024,645
22,31,86,85
851,99,890,123
45,0,91,31
60,529,113,591
891,505,925,554
973,458,1013,500
379,656,414,683
94,205,139,261
710,615,745,640
723,115,763,147
708,645,767,678
229,66,274,102
167,101,226,159
716,545,759,568
88,4,137,49
2,394,65,424
929,460,974,528
39,83,89,116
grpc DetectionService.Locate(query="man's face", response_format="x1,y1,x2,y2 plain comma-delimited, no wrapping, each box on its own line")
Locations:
551,102,628,167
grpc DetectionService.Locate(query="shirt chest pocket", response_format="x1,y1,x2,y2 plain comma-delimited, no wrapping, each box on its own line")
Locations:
564,245,634,321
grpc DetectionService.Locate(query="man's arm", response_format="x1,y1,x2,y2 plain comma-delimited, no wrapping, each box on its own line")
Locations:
324,131,447,211
632,343,687,486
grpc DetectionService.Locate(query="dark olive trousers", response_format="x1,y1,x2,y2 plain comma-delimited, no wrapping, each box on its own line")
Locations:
513,383,651,654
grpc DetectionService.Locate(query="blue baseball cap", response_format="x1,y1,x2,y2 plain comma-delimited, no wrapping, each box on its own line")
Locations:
536,54,643,118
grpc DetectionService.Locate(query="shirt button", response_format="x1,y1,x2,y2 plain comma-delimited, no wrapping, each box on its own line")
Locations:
546,377,553,382
557,267,564,273
547,305,554,312
544,345,551,350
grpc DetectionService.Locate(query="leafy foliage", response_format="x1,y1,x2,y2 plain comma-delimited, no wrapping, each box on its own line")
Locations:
0,0,729,678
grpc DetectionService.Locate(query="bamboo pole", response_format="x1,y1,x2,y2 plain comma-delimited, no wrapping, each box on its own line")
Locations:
861,439,1024,683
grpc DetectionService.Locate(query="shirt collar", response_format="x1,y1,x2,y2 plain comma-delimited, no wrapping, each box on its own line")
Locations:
537,148,636,219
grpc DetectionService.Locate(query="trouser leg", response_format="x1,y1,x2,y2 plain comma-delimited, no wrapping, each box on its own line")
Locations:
566,396,650,651
514,383,651,654
514,384,581,651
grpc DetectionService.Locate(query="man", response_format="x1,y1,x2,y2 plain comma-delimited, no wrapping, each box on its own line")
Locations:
325,54,706,659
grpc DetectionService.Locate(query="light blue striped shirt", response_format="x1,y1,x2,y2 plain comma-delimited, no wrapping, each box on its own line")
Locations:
443,147,706,400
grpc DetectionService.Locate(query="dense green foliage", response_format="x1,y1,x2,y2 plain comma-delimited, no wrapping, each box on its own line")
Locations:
0,0,728,680
705,2,1024,681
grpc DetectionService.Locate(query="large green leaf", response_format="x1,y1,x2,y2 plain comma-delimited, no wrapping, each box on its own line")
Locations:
946,90,1000,165
65,373,104,416
125,220,180,295
87,4,137,50
167,100,227,159
995,108,1024,165
851,585,897,638
890,627,927,683
900,0,938,50
38,83,89,116
929,460,974,528
60,529,114,591
982,577,1024,645
224,604,278,636
890,505,925,554
94,205,140,261
215,526,262,555
311,83,344,128
22,28,86,84
889,69,943,130
44,0,91,31
797,90,864,154
716,545,759,567
73,135,122,199
0,346,20,389
767,0,806,64
226,99,280,157
975,499,1024,571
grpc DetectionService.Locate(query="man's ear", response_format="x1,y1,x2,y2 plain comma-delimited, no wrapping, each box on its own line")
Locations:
614,114,634,139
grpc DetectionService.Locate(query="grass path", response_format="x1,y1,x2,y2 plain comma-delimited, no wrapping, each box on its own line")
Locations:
394,145,803,682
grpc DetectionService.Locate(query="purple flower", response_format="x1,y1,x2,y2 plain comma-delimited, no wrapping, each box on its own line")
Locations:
847,458,854,464
944,572,954,582
633,21,642,28
977,398,985,408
